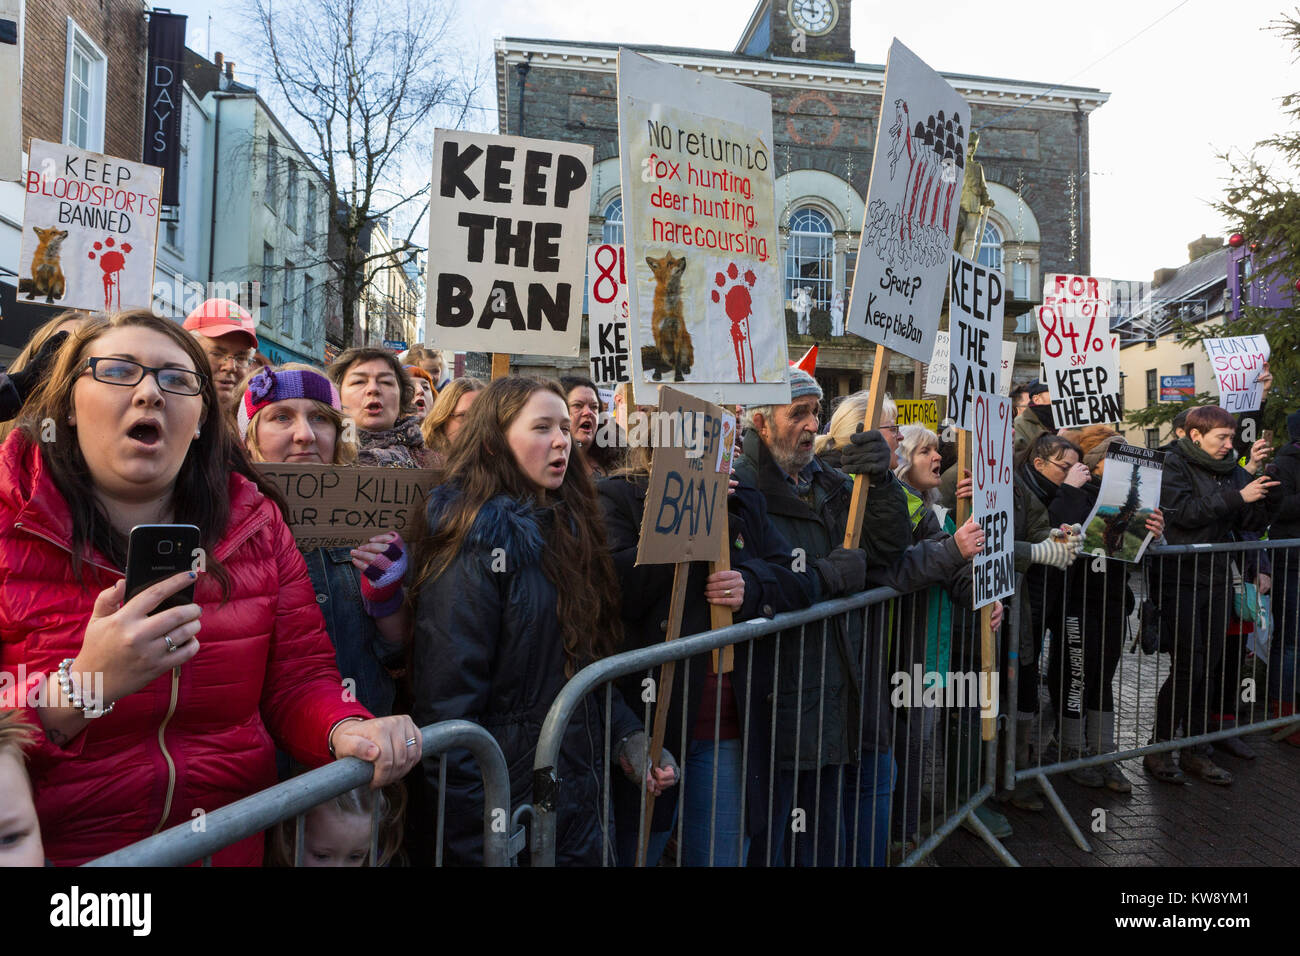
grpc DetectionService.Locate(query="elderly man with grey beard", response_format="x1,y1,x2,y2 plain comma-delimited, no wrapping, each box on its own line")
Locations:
732,367,911,866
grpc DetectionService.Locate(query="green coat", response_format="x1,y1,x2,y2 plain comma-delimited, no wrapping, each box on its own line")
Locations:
734,428,911,767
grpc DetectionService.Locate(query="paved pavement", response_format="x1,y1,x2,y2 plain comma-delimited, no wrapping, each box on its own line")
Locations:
931,646,1300,867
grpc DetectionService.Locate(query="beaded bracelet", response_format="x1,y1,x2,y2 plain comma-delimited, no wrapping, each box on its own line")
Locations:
56,658,114,718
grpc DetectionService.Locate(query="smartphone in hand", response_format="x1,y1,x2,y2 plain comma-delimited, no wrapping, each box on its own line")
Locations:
125,524,201,611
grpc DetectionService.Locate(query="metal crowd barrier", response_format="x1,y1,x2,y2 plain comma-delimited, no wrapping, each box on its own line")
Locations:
1007,536,1300,856
528,585,1009,867
85,719,512,867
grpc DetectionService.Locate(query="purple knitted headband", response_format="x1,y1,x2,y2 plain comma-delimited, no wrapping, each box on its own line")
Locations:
238,367,341,439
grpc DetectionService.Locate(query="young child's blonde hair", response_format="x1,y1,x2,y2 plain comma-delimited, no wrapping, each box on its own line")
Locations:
0,710,37,779
266,779,407,867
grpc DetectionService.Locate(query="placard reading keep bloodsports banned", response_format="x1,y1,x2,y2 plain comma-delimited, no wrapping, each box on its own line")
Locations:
971,391,1015,608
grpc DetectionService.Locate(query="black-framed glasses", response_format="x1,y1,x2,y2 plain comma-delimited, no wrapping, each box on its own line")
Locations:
85,357,206,396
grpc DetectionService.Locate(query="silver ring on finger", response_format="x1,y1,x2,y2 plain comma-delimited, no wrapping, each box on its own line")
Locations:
164,633,178,653
405,737,418,747
725,588,733,597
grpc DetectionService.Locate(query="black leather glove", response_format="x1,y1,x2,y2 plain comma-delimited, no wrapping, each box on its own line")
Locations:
814,546,867,596
839,424,891,480
8,331,69,405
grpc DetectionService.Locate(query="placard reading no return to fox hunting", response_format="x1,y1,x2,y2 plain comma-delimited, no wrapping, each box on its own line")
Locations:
19,139,162,313
617,50,790,407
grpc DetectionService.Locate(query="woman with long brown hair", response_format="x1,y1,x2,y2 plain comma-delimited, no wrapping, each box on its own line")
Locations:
410,376,675,865
0,310,420,865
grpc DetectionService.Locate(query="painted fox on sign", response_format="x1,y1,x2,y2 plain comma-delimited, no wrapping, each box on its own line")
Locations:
19,226,68,304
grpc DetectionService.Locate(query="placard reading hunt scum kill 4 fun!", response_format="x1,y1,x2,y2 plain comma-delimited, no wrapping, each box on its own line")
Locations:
1205,334,1270,414
845,39,970,364
1037,272,1121,427
426,129,593,357
253,463,441,550
1080,443,1163,564
947,252,1004,431
971,391,1015,608
587,243,631,385
636,386,731,566
618,49,790,406
19,139,162,312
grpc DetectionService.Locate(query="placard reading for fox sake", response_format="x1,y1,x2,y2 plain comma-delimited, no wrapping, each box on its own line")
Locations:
253,463,441,550
19,139,163,312
426,129,593,357
845,40,970,364
618,50,790,406
636,386,730,565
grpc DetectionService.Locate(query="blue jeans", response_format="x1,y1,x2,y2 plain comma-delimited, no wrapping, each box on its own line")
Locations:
845,748,895,868
683,739,749,866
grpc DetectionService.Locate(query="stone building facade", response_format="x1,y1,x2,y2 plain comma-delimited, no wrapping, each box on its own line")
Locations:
491,0,1108,399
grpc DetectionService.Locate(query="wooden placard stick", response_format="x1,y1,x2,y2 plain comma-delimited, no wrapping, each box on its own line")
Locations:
636,560,690,867
491,353,510,380
708,521,735,675
841,345,891,549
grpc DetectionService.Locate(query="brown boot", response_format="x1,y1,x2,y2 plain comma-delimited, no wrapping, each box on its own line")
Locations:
1179,746,1233,785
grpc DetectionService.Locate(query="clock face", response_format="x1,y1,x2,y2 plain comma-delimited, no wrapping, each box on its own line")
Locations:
788,0,838,37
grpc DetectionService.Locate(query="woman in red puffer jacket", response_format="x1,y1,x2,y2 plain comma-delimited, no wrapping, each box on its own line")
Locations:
0,310,421,865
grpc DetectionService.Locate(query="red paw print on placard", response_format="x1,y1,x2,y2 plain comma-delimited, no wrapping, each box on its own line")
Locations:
711,262,758,383
88,237,134,311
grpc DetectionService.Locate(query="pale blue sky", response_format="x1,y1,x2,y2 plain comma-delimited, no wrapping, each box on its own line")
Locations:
163,0,1294,284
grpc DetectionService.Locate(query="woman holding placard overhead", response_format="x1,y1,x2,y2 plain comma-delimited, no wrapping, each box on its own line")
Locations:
409,376,677,865
1148,405,1277,786
239,364,411,717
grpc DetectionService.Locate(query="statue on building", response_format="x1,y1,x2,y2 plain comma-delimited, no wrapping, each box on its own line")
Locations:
793,286,813,335
829,289,845,337
957,129,994,253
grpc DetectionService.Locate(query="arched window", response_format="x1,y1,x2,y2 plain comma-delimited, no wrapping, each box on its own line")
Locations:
976,221,1003,273
785,207,834,310
602,197,623,245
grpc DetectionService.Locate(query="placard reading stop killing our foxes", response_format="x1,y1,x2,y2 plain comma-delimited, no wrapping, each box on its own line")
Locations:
253,463,441,550
618,49,790,406
426,129,593,357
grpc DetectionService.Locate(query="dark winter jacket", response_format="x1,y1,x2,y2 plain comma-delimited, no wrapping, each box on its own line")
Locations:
1063,476,1135,627
410,486,640,866
1157,439,1274,587
1269,441,1300,542
734,429,911,766
598,476,821,833
865,485,972,603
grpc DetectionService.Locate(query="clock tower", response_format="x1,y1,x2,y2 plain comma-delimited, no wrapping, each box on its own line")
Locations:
736,0,855,63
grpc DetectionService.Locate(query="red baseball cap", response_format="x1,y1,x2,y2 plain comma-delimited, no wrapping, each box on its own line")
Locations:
183,298,258,349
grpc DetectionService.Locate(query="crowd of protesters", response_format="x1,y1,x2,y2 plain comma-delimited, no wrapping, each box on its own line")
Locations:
0,299,1296,868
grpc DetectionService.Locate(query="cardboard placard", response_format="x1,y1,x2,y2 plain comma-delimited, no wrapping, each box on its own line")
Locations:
19,139,163,311
896,398,939,432
1080,444,1164,563
635,386,730,565
617,50,791,405
971,391,1015,608
253,463,441,550
426,129,593,357
1205,334,1270,413
947,252,1004,431
845,39,970,364
1037,272,1121,427
998,340,1017,398
586,243,632,384
923,329,949,396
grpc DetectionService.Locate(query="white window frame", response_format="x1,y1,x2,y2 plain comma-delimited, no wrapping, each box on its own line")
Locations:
976,221,1004,274
63,19,107,152
785,207,835,311
601,197,623,245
